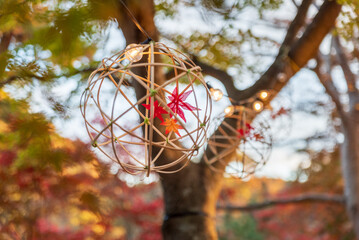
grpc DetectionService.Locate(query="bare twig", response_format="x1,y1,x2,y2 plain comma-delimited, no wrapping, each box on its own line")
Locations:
0,66,97,88
0,75,19,88
282,0,313,47
0,73,46,88
332,35,357,92
217,194,345,211
313,53,346,118
291,0,299,8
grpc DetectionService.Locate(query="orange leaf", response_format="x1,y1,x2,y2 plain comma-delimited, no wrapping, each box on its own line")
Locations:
160,118,183,137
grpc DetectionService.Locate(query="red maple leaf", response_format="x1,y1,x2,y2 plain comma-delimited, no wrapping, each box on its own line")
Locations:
161,118,183,137
167,87,199,122
237,123,264,140
253,133,264,141
271,107,288,119
237,123,254,138
142,99,168,122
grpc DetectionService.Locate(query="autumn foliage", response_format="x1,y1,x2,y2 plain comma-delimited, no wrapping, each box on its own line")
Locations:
217,148,353,239
0,91,163,240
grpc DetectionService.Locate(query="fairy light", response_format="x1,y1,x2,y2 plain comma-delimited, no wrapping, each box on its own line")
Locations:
277,73,286,82
125,44,143,62
224,106,235,116
258,90,269,100
206,82,271,113
210,88,224,101
252,101,264,112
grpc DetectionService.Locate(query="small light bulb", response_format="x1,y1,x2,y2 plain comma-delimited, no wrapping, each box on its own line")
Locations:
210,88,223,101
258,90,269,100
277,73,286,82
253,101,264,112
224,106,234,116
125,44,143,62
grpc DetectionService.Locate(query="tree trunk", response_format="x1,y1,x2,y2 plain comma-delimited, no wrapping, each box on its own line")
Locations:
340,95,359,238
117,1,224,238
160,162,224,240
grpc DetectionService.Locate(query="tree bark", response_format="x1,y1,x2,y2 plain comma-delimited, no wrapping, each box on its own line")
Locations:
340,94,359,237
316,49,359,238
160,162,224,240
324,34,359,239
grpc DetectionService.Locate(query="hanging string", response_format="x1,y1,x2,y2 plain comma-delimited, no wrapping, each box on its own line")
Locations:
119,0,152,43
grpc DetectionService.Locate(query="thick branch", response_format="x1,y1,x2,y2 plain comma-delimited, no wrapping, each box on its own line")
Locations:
206,0,312,101
332,35,357,92
235,0,341,102
200,0,341,171
217,194,345,211
288,0,341,68
192,58,238,99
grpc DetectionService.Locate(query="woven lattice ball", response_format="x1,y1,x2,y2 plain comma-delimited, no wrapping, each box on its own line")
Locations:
204,106,272,178
80,42,212,176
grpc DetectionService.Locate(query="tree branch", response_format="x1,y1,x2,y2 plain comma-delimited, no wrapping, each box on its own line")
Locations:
192,58,239,99
0,32,12,54
217,194,345,212
0,75,18,88
201,0,312,102
235,0,341,103
313,53,346,118
188,0,312,103
282,0,313,47
332,35,357,92
291,0,299,8
288,0,341,68
0,66,97,89
199,0,341,171
0,32,13,76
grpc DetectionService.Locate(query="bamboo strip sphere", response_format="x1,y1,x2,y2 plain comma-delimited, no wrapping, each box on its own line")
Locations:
80,42,212,176
204,106,272,178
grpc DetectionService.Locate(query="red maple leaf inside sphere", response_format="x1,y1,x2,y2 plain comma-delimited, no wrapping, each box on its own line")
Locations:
167,87,200,122
237,123,264,140
142,99,168,122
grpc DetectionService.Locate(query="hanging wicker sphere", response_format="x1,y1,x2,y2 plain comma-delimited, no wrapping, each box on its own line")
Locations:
204,106,272,178
80,42,212,176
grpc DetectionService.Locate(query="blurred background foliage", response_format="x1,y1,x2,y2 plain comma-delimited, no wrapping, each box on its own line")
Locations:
0,0,358,239
0,90,162,239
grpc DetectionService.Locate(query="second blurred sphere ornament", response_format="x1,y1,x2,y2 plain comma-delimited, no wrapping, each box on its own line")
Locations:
204,106,272,178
